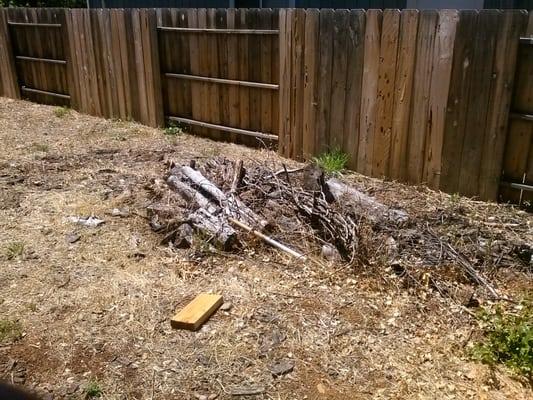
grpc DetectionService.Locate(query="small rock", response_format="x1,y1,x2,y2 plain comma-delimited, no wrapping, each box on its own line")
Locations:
65,232,81,244
111,207,130,217
321,244,341,261
208,394,218,400
66,383,79,394
220,302,232,311
270,359,294,377
68,216,105,228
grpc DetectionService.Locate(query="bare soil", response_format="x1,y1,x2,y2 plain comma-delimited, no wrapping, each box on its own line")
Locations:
0,98,531,400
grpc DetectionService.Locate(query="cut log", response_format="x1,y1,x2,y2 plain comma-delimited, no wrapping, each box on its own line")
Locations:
189,208,237,249
178,165,269,229
167,175,218,214
166,175,236,248
326,178,409,224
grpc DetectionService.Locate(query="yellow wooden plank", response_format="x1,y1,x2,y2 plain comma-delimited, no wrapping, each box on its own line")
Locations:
171,293,223,331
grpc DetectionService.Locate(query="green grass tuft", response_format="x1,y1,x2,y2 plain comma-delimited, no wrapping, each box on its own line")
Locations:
54,106,70,118
5,241,24,260
164,122,182,136
85,380,103,398
313,149,349,174
471,300,532,379
0,319,23,344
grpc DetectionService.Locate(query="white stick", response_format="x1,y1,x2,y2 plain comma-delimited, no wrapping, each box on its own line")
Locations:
228,217,306,261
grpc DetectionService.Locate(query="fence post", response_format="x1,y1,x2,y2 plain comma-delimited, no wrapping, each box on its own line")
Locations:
0,8,20,99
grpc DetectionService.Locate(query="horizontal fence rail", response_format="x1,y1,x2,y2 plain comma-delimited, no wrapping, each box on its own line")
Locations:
0,7,532,205
157,26,279,34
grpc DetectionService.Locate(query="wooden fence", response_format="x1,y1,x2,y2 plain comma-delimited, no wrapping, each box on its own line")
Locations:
0,7,532,203
279,8,532,202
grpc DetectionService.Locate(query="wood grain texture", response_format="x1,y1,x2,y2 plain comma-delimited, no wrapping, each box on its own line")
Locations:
343,10,365,171
290,8,306,160
0,8,20,98
302,8,319,160
357,9,382,175
329,9,350,150
389,10,418,181
316,9,334,155
458,10,500,197
424,10,458,189
278,8,291,157
372,9,400,178
170,293,223,331
406,10,437,184
440,11,478,194
479,11,528,201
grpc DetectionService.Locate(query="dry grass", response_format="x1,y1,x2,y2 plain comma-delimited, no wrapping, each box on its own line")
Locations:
0,98,531,400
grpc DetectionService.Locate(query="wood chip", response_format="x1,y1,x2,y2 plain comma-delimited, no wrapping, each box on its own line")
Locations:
229,386,265,396
171,293,223,331
269,359,294,377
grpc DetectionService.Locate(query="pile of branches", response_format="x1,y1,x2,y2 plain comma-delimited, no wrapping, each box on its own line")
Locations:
147,157,407,263
147,157,531,300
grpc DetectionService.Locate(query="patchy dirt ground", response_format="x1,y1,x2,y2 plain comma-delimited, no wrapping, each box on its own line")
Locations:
0,98,531,400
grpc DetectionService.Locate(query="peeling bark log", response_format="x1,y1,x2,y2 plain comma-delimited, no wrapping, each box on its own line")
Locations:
326,178,409,224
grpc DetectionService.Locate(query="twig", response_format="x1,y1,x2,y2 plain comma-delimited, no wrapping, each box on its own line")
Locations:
229,217,306,260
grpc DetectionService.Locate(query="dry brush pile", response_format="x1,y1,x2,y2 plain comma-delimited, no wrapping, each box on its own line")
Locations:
147,157,532,304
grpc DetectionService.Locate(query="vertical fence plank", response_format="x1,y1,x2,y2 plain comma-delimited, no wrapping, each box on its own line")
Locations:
440,11,478,194
216,8,230,137
259,8,273,140
207,8,221,140
316,9,335,155
343,9,365,170
302,8,319,159
478,11,528,201
457,10,500,197
290,8,306,160
358,9,382,175
271,10,280,138
247,8,261,146
110,9,127,119
237,9,251,145
278,8,291,157
187,8,203,136
0,8,20,98
329,9,350,150
372,9,400,178
226,8,240,143
424,10,458,190
406,10,437,184
390,10,418,181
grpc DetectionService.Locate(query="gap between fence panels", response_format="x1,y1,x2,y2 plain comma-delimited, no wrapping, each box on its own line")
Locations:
164,73,279,90
167,116,278,142
20,86,70,100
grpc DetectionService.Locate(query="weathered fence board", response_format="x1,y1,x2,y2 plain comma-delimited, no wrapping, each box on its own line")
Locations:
389,9,418,182
342,10,365,171
357,9,381,176
0,9,19,98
